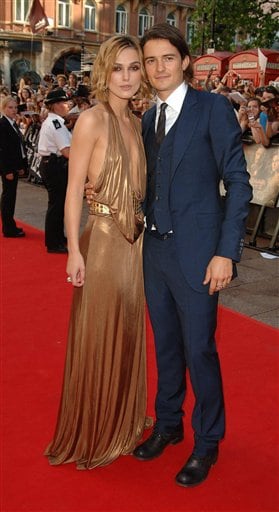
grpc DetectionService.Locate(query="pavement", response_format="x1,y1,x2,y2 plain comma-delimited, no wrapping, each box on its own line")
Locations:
4,178,279,329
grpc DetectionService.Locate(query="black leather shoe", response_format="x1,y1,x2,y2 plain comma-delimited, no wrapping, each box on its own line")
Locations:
3,230,25,238
175,448,218,487
133,427,184,461
47,245,68,254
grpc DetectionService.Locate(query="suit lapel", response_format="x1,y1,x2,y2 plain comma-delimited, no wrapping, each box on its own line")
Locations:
3,116,18,139
142,106,156,144
171,87,200,179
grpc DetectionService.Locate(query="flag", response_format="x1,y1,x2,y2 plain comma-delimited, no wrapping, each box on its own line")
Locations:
28,0,49,33
258,48,268,72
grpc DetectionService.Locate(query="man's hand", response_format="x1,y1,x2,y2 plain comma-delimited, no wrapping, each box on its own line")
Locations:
84,181,95,205
5,173,14,181
203,256,233,295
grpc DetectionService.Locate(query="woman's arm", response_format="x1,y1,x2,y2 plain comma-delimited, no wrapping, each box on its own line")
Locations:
237,104,248,132
250,120,270,147
64,110,99,286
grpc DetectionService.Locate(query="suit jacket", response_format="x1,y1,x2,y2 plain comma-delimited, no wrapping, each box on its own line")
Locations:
142,86,253,291
0,116,26,176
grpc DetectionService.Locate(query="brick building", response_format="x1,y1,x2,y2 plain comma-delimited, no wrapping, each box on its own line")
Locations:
0,0,196,90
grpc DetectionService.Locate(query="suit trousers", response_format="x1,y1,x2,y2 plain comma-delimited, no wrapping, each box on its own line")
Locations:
143,231,225,456
40,156,68,249
1,172,19,234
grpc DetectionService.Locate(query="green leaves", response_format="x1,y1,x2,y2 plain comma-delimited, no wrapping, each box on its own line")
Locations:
191,0,278,54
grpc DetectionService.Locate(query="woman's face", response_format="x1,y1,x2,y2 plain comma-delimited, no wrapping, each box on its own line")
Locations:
21,89,31,100
247,100,260,119
108,47,142,102
4,100,18,119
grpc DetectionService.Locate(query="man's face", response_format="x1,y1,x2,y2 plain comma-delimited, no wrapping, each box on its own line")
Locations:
143,39,189,100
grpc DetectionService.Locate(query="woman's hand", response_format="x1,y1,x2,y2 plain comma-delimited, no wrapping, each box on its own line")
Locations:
238,105,248,120
66,252,86,287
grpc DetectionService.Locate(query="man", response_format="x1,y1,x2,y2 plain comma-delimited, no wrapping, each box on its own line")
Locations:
38,88,71,253
86,24,252,487
0,96,27,237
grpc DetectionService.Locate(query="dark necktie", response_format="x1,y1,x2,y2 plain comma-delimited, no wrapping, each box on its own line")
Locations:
156,102,167,145
13,121,24,139
13,121,26,158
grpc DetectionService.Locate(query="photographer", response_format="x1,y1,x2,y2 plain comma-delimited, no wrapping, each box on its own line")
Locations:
38,89,72,254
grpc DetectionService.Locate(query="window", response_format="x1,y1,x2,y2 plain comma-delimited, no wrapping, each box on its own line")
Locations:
58,0,70,28
14,0,30,22
138,8,153,37
85,0,96,31
186,16,195,45
115,5,127,34
166,12,176,27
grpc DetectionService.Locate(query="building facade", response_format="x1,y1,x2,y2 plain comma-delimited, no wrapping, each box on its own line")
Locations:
0,0,196,90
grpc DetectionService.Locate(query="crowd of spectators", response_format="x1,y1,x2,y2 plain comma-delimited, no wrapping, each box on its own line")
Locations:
0,68,278,185
200,68,279,147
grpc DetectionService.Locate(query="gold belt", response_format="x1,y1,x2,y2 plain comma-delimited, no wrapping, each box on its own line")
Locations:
89,201,111,216
89,198,143,216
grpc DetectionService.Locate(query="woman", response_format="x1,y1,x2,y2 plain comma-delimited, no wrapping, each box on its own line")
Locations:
0,96,27,237
17,86,32,112
45,35,150,469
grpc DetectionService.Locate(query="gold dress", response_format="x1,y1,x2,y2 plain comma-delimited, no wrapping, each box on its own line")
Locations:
45,104,147,469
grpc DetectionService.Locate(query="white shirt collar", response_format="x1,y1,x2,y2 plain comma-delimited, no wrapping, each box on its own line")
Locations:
4,115,15,126
156,81,188,114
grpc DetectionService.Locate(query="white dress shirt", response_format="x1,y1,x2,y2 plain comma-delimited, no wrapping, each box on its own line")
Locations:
155,81,188,135
38,112,72,156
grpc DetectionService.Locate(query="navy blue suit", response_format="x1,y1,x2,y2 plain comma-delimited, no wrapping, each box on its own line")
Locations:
142,86,252,456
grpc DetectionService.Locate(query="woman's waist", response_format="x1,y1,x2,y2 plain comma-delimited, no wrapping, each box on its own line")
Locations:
89,195,143,217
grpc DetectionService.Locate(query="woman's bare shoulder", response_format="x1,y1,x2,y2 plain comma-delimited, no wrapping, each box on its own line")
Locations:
74,103,109,134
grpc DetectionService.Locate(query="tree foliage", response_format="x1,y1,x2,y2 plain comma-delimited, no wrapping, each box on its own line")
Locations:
191,0,279,55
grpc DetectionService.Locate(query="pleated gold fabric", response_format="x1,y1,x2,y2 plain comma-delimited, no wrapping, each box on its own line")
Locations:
45,104,148,469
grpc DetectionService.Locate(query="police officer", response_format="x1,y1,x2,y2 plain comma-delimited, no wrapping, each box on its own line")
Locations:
38,88,72,253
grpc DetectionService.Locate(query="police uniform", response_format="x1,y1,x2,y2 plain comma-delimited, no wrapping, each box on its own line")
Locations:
38,89,72,252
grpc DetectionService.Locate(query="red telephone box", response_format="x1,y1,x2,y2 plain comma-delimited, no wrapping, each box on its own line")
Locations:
193,51,233,86
228,49,279,86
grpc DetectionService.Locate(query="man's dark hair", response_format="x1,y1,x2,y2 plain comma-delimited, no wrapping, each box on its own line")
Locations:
140,23,193,82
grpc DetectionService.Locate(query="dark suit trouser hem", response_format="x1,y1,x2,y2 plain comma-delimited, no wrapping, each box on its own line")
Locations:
1,173,18,233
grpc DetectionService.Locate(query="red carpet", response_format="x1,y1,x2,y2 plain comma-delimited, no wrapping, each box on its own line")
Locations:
1,223,279,512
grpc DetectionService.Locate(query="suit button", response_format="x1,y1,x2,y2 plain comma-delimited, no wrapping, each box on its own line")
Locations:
155,195,159,200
